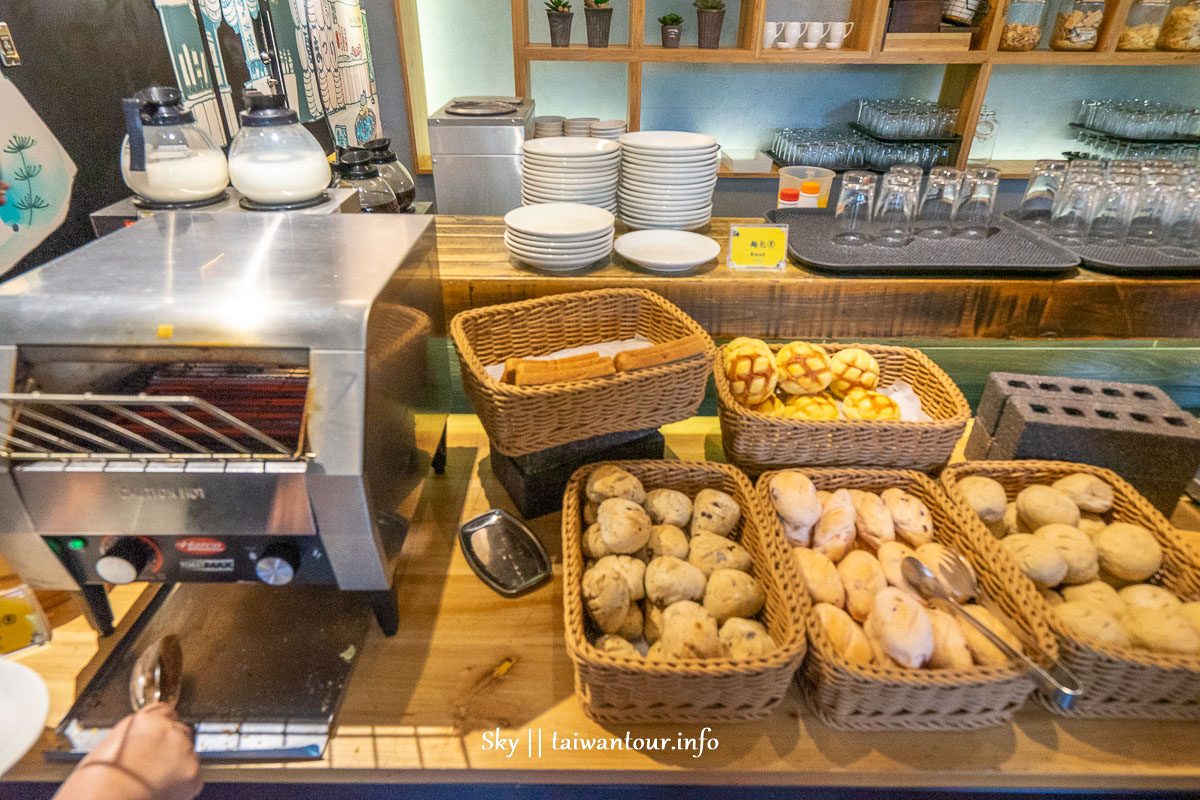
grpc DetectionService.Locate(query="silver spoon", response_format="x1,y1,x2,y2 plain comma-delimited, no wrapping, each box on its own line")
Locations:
902,556,1082,711
129,634,183,711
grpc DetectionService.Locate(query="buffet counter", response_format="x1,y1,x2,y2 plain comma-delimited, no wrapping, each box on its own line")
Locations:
436,216,1200,340
7,416,1200,791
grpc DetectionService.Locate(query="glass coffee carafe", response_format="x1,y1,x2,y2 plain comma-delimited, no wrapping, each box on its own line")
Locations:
227,91,332,209
362,138,416,212
333,150,401,213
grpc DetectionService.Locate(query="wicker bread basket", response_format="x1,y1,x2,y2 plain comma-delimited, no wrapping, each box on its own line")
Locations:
941,460,1200,719
562,460,809,723
716,343,969,474
756,467,1057,731
451,289,714,457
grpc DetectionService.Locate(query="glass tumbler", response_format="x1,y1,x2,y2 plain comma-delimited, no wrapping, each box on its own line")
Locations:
1088,174,1140,246
1017,162,1068,226
916,166,962,238
833,171,877,246
1164,186,1200,253
873,174,918,248
1050,174,1101,244
954,166,1000,239
1129,174,1182,245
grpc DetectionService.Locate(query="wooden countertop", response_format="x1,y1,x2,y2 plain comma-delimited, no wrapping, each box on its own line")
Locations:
7,416,1200,790
435,216,1200,340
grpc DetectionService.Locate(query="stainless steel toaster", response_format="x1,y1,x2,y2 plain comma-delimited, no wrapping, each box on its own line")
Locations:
0,212,446,635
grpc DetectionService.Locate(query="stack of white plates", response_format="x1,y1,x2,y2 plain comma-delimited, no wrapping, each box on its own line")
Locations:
590,119,627,140
522,137,620,213
618,130,720,230
565,117,599,136
533,116,564,138
504,202,615,270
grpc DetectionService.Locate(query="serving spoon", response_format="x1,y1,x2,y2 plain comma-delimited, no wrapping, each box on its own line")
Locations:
901,556,1082,711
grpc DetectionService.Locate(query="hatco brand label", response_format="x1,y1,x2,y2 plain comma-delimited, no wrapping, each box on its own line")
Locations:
175,538,226,555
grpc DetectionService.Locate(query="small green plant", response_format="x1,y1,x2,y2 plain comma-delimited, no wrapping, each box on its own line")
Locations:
658,12,683,24
693,0,724,8
545,0,571,11
585,0,611,6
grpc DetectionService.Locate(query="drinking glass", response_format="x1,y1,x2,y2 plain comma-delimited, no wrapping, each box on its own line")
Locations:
833,171,877,246
1088,174,1140,246
1128,174,1181,245
1049,174,1101,244
1017,162,1067,227
1163,186,1200,254
916,166,961,238
954,166,1000,239
873,173,918,247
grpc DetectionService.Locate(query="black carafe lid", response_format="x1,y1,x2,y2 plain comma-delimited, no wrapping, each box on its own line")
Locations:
363,137,398,164
132,86,195,126
240,91,299,127
339,149,381,179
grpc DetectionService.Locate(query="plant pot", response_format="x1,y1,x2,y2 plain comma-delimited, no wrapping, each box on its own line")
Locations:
547,11,574,47
696,8,725,48
585,6,613,47
661,24,683,47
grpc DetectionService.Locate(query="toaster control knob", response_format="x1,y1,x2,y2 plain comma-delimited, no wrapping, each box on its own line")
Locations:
96,538,154,585
255,543,300,586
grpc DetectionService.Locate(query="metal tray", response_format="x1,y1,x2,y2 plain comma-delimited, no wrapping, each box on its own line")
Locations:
1004,212,1200,276
764,208,1080,276
459,508,552,596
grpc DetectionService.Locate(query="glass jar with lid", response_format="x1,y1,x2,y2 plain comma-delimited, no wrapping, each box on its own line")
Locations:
999,0,1049,50
1119,0,1170,48
334,150,400,213
227,91,332,208
1049,0,1105,49
1158,0,1200,49
361,138,416,212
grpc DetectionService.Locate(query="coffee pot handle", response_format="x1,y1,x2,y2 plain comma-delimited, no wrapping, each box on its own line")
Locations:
123,98,147,172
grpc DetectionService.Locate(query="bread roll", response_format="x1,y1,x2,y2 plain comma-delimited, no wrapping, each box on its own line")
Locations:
1094,522,1163,582
1118,583,1182,612
1001,533,1069,589
704,568,766,624
615,603,644,639
597,497,652,554
688,531,753,578
1016,485,1081,530
769,471,823,546
647,641,667,660
775,340,833,395
1052,473,1114,514
813,602,873,666
586,465,646,505
594,554,646,601
865,630,908,668
1041,588,1065,606
864,587,934,668
1078,512,1107,538
1034,524,1099,585
1181,602,1200,635
837,550,887,622
782,520,813,548
582,523,613,560
691,488,741,537
1123,607,1200,654
927,607,974,669
813,488,856,563
644,556,706,606
644,524,689,561
958,476,1008,524
719,618,777,659
792,547,846,608
880,488,935,547
643,488,692,528
1055,601,1132,648
957,604,1022,666
828,347,880,398
584,502,600,525
1003,501,1025,538
876,541,919,594
848,490,896,550
658,601,723,659
644,603,664,644
595,634,641,658
582,563,631,634
1061,580,1125,618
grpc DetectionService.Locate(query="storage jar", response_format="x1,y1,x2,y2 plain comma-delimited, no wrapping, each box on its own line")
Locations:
1158,0,1200,49
1049,0,1104,49
1118,0,1169,48
999,0,1049,50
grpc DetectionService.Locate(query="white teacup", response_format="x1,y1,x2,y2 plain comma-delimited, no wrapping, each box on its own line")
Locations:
763,21,785,48
827,21,854,48
803,21,830,48
780,21,807,48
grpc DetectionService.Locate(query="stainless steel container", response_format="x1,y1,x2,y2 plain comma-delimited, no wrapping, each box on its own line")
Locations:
428,96,534,215
0,212,446,634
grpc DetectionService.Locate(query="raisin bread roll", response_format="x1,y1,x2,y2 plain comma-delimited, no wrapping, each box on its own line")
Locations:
864,588,934,668
837,550,887,623
597,497,652,554
644,524,689,561
719,618,777,659
643,488,692,528
848,490,896,550
658,601,723,659
927,607,974,669
792,547,846,608
703,568,766,624
644,556,706,606
691,488,741,537
813,602,873,666
876,541,919,595
880,488,934,548
582,563,631,634
769,470,823,546
688,531,753,578
586,465,646,505
813,488,856,563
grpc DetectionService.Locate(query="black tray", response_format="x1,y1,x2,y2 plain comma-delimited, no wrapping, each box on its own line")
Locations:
1068,122,1200,145
849,122,963,145
765,208,1079,277
1005,211,1200,276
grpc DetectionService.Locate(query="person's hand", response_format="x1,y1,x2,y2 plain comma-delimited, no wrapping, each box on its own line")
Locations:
0,181,9,206
53,704,202,800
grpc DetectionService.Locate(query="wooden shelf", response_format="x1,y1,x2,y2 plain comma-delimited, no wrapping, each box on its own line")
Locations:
524,43,637,61
718,162,779,178
989,159,1038,179
990,50,1200,65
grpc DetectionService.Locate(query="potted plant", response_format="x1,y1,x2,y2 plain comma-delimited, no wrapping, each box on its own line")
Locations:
545,0,573,47
659,13,684,47
694,0,725,48
584,0,613,47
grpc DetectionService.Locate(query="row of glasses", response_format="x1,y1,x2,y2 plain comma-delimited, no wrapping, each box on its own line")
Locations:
1073,130,1200,162
770,128,867,170
857,99,960,139
1075,99,1200,140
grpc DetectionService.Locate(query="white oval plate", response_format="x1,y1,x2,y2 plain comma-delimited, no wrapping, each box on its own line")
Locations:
523,191,615,204
0,660,50,776
618,183,715,199
505,238,613,261
619,216,712,231
619,200,713,214
506,246,611,266
615,229,720,271
620,148,720,161
619,207,713,223
506,230,612,250
619,169,719,184
524,137,620,157
523,169,619,183
618,131,719,151
505,202,614,238
523,177,619,191
619,177,719,194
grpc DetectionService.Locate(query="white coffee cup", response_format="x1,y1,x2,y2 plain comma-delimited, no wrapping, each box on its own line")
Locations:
827,21,854,48
781,21,807,48
763,21,785,48
803,22,830,48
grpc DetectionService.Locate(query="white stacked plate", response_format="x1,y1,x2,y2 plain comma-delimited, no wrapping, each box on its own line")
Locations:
533,115,565,138
522,137,620,213
590,119,627,140
617,130,720,230
504,202,615,270
565,117,599,137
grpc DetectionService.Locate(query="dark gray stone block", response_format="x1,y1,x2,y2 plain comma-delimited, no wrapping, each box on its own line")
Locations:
976,372,1176,436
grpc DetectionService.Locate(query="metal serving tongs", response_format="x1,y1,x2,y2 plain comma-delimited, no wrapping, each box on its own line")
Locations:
901,554,1082,711
129,634,183,711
